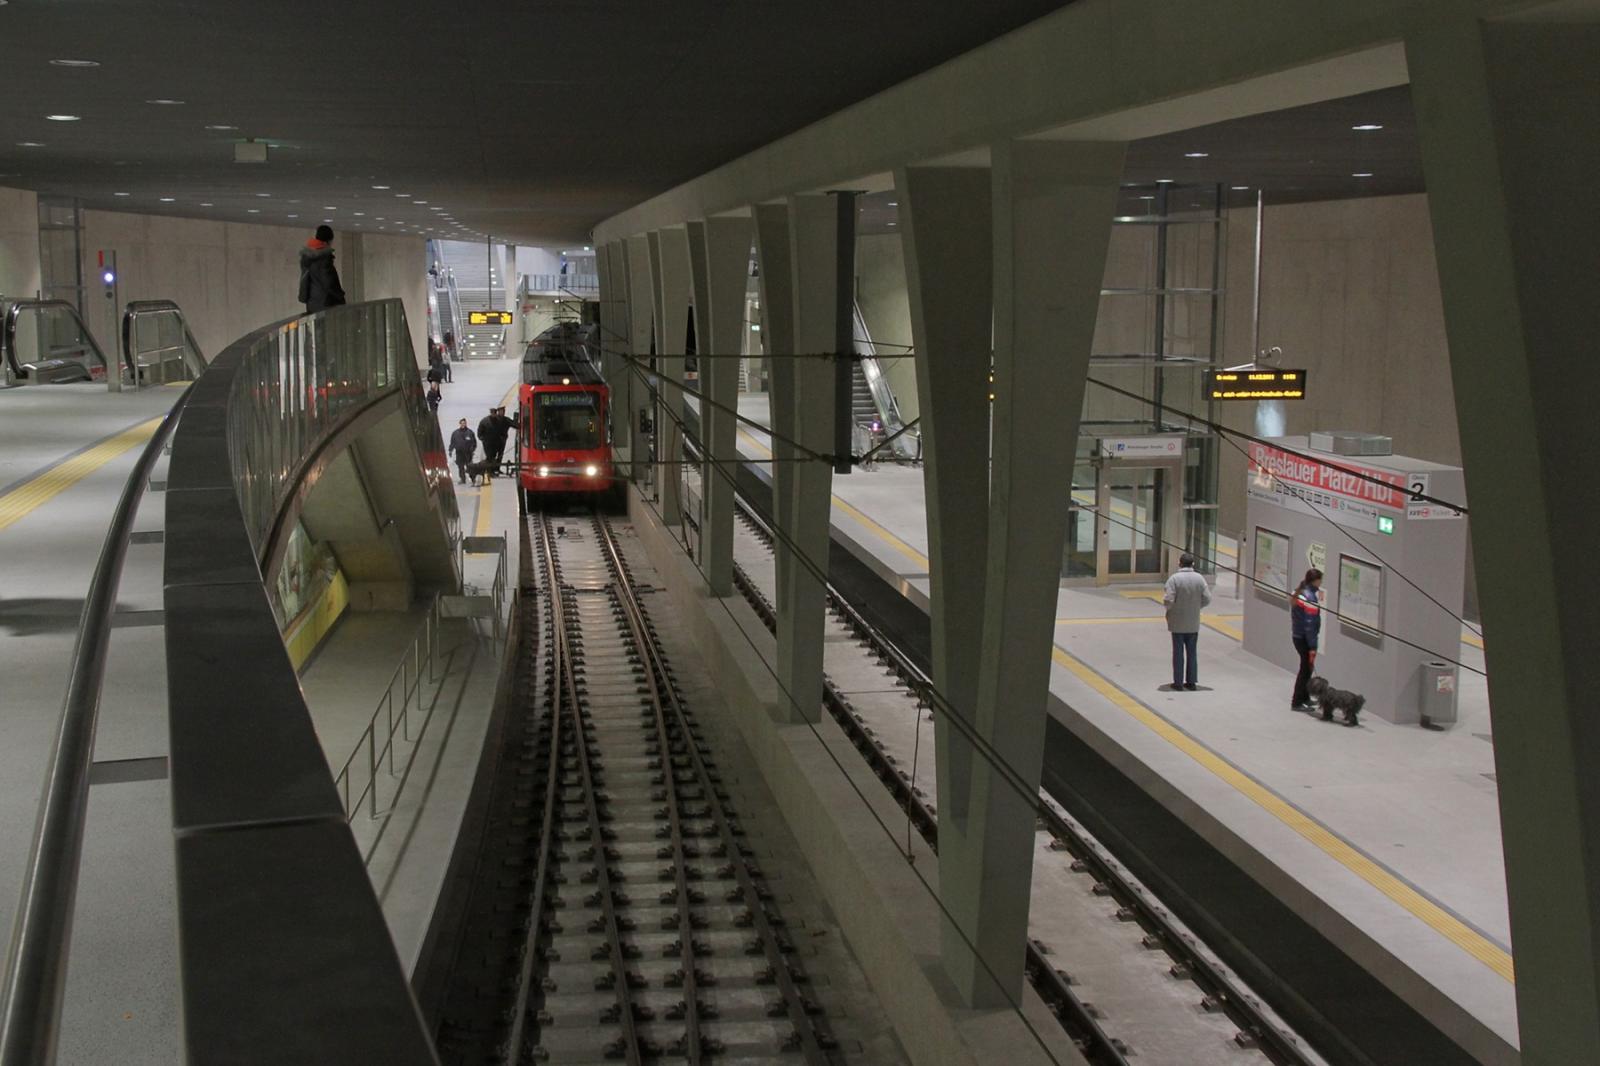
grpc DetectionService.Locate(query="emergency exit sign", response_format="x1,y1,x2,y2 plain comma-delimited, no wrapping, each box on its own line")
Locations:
1377,515,1396,535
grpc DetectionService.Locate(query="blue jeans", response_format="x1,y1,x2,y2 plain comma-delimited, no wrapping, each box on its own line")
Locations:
1171,631,1198,687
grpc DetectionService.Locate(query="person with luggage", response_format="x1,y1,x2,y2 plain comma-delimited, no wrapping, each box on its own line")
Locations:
448,418,478,484
1290,568,1324,710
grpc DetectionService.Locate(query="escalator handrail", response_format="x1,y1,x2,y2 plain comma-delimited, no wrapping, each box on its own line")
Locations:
2,299,113,380
120,300,207,381
0,384,193,1066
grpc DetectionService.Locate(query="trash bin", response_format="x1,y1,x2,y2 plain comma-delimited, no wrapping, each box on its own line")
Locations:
1420,660,1459,728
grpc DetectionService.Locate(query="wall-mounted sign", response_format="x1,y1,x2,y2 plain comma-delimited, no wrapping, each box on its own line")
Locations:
1245,442,1427,533
1253,526,1291,596
1307,541,1327,571
1338,555,1384,636
468,310,513,326
1205,368,1308,400
1098,434,1185,460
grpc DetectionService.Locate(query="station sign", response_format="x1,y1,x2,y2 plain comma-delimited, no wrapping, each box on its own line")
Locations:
1098,434,1185,460
1204,368,1307,401
468,310,513,326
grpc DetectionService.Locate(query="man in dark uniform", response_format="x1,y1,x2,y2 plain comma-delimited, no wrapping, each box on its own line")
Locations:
449,418,477,484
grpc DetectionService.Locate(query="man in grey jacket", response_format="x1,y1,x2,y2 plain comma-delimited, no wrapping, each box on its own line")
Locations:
1163,553,1211,691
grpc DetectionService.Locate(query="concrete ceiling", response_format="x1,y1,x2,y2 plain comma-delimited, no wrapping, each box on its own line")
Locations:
0,0,1080,244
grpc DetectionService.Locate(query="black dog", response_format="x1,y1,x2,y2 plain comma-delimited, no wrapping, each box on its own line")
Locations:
466,459,495,486
1308,675,1364,727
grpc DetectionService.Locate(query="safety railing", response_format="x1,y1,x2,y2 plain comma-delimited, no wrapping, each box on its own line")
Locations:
0,298,112,387
0,388,191,1065
120,300,206,386
526,272,598,295
333,597,444,824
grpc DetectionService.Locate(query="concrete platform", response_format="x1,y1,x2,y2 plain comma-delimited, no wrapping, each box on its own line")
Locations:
725,392,1515,1061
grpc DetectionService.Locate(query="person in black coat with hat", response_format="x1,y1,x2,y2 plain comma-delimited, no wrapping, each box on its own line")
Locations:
298,225,347,314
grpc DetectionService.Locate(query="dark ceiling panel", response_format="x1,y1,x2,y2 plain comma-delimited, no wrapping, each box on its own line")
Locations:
0,0,1080,242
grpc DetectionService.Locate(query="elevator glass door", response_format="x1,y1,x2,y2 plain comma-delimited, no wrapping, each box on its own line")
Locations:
1106,467,1165,577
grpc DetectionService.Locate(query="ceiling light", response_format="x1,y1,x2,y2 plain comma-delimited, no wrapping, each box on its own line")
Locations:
1156,178,1174,184
1184,151,1209,158
887,201,898,207
246,208,260,214
205,124,237,131
395,193,410,198
1230,185,1250,191
255,192,271,197
159,197,175,202
1139,195,1155,200
371,184,389,190
146,98,185,105
1352,172,1374,178
16,141,45,148
429,206,443,211
353,212,365,216
113,191,130,197
50,59,100,68
199,202,213,207
1351,124,1384,131
45,114,80,122
287,214,298,218
323,206,337,210
414,200,428,204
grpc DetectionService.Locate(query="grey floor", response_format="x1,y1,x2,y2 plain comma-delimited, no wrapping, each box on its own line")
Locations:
728,392,1517,1051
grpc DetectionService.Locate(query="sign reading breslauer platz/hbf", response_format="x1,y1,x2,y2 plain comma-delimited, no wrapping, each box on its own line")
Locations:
1204,368,1307,400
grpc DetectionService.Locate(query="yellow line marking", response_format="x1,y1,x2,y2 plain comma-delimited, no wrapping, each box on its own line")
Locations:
1054,614,1243,625
740,416,1509,977
0,417,163,533
475,477,495,537
1049,641,1515,982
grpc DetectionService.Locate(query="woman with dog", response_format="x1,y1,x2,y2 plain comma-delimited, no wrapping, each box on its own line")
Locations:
1290,568,1323,710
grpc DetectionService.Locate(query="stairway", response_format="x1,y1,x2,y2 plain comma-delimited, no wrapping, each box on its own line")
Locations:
435,240,509,359
851,362,877,427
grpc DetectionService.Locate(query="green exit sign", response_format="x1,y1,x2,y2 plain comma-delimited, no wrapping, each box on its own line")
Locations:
1377,515,1396,535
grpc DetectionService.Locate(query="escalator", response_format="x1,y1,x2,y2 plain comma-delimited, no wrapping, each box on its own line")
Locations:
850,305,919,461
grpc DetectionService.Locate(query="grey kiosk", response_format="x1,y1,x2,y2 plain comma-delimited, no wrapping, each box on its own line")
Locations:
1240,433,1468,726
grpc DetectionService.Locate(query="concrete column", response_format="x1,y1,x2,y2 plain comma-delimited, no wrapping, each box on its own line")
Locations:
602,240,634,460
689,216,754,597
625,234,655,482
955,140,1124,1006
772,193,852,724
752,204,797,608
650,228,692,525
897,165,996,976
1409,20,1600,1064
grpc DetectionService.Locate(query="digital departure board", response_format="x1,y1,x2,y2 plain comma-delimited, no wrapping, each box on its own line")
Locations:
1204,368,1308,401
468,310,513,326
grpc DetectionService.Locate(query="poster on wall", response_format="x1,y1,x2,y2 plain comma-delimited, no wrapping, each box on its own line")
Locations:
1338,554,1384,636
1253,526,1291,596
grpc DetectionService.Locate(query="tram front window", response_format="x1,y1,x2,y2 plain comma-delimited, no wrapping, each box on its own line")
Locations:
537,393,601,450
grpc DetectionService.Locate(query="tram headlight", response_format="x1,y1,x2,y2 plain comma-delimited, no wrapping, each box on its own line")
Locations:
537,465,549,477
584,464,599,477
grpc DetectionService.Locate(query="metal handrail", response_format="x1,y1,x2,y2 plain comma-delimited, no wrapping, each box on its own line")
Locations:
332,597,442,822
1,299,111,382
120,300,206,384
0,386,192,1066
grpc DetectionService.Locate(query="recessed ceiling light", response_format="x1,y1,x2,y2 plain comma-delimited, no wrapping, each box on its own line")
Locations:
50,59,100,68
1155,178,1174,184
199,202,213,207
1230,185,1250,190
395,193,410,198
1351,124,1384,131
323,206,337,210
287,214,298,218
113,191,130,197
429,207,443,211
1352,172,1374,178
1184,151,1209,158
146,98,185,105
246,208,260,214
1139,195,1155,200
45,114,80,122
159,197,176,202
255,192,271,197
205,124,237,131
371,184,389,190
414,200,428,204
353,212,365,216
16,141,45,148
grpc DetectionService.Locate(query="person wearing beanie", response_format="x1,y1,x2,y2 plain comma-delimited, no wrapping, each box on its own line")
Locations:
297,224,347,314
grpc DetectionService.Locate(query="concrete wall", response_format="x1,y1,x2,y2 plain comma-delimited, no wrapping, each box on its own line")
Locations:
855,233,919,422
79,210,426,364
0,186,42,301
1217,194,1459,533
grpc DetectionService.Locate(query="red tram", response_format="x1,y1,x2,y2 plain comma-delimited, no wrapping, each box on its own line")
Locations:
517,325,613,507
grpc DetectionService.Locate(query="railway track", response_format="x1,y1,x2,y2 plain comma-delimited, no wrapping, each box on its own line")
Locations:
727,499,1321,1066
435,509,838,1065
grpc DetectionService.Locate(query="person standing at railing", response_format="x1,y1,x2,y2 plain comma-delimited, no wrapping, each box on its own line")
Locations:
297,225,347,314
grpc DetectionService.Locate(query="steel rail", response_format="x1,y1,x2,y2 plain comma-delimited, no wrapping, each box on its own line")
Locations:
0,386,192,1066
730,499,1314,1066
500,519,568,1065
532,512,646,1066
593,514,832,1066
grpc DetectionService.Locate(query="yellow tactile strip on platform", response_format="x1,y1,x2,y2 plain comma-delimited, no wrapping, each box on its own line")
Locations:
0,416,164,533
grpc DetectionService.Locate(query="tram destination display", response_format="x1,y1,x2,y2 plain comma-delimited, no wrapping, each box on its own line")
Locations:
468,310,514,326
1205,368,1308,401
